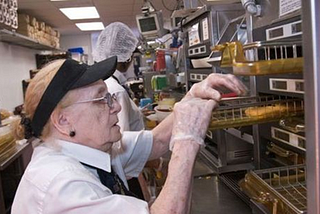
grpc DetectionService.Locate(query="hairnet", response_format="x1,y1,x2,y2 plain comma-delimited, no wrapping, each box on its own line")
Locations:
93,22,138,63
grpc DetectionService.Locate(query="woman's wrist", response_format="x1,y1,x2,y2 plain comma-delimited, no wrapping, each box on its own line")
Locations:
172,139,200,155
170,135,203,151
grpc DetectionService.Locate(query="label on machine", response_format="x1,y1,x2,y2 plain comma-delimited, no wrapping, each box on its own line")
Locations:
271,126,305,150
266,20,302,40
202,18,209,41
269,78,304,94
188,23,200,47
279,0,301,17
190,73,208,82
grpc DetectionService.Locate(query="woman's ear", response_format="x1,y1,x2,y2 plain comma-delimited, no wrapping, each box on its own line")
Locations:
50,109,71,136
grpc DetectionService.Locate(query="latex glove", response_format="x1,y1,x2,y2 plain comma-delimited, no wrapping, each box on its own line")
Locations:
187,73,248,101
169,97,218,150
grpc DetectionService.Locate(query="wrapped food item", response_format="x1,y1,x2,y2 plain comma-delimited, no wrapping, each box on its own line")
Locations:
45,25,52,34
39,21,45,31
0,109,11,120
0,125,17,163
30,16,36,27
245,104,289,119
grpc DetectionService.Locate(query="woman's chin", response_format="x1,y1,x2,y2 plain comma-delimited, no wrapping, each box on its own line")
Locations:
112,125,122,141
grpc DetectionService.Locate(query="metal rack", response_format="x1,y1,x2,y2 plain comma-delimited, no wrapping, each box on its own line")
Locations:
209,40,303,76
240,165,307,214
209,96,304,130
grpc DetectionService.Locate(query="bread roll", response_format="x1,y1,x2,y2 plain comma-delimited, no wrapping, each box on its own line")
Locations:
245,104,288,118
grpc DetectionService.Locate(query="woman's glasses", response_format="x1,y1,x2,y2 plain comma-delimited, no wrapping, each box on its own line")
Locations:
73,93,117,109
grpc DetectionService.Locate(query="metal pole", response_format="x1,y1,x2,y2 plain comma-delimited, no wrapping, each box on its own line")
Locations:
302,0,320,213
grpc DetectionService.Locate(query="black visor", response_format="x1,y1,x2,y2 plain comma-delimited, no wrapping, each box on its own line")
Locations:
31,56,117,137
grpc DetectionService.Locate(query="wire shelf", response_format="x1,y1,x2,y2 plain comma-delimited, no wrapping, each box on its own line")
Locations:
209,96,304,130
209,40,303,76
240,165,307,214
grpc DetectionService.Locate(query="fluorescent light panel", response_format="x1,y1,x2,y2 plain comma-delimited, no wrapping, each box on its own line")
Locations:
76,22,104,31
60,7,100,20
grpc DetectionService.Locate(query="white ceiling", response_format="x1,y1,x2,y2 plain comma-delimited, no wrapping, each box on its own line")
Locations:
17,0,179,36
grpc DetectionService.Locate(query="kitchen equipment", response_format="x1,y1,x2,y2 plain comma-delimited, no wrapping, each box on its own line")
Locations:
240,165,307,214
209,96,304,130
210,40,303,76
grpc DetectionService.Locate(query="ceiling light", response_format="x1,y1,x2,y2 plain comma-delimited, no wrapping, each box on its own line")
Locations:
60,7,100,20
76,22,104,31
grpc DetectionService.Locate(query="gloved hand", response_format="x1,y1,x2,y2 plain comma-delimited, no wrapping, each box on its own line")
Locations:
169,97,218,150
187,73,248,101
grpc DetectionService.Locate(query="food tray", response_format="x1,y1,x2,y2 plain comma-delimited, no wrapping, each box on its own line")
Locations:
210,40,303,76
279,117,305,134
209,96,304,130
0,125,17,164
239,165,307,214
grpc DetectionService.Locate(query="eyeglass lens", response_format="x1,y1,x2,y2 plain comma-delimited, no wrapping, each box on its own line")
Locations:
105,93,116,109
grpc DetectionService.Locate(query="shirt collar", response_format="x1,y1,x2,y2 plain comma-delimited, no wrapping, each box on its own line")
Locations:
49,139,111,172
113,70,127,85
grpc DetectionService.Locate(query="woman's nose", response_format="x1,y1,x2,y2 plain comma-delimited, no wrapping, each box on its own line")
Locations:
110,99,121,114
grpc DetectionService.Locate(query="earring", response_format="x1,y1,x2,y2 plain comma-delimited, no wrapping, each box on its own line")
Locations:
69,130,76,137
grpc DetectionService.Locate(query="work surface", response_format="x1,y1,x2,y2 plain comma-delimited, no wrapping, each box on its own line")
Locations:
191,159,252,214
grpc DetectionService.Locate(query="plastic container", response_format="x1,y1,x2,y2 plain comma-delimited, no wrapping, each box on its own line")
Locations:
156,50,166,72
140,98,153,110
158,98,176,107
154,105,172,121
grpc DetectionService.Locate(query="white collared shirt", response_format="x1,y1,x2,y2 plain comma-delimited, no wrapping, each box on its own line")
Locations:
11,131,153,214
105,70,144,133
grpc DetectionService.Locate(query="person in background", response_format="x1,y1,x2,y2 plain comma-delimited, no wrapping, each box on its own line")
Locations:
92,22,147,200
11,56,247,214
93,22,143,133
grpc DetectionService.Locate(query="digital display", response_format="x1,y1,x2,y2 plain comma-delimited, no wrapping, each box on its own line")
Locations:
269,27,284,39
296,82,304,91
292,22,302,34
273,81,287,90
274,129,290,142
298,138,306,149
139,17,157,32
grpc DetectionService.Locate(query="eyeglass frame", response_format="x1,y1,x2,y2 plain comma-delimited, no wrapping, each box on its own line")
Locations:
73,92,117,109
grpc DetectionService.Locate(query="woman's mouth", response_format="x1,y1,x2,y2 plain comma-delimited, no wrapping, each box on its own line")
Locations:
112,119,119,127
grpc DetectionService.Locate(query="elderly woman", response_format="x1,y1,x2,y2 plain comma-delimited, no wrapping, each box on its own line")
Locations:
11,56,246,214
93,22,148,199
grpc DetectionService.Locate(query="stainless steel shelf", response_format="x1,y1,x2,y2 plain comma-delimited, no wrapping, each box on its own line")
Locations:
0,29,61,51
199,148,254,174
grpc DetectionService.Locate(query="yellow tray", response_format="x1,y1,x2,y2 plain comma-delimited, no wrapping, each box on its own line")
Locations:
208,96,304,130
239,165,307,214
211,40,303,76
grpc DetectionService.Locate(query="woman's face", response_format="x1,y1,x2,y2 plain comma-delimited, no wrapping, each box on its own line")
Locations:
65,80,121,151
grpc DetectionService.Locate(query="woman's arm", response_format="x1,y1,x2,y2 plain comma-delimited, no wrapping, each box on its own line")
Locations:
149,73,247,160
150,97,216,214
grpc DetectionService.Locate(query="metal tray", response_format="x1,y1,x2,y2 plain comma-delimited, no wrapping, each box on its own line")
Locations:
209,96,304,130
209,40,303,76
239,165,307,214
